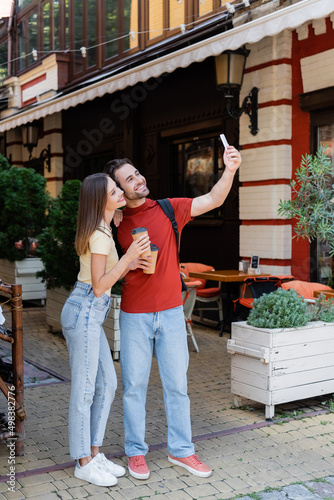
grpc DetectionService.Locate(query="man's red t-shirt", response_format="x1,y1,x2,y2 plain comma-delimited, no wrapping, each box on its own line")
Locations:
117,198,192,313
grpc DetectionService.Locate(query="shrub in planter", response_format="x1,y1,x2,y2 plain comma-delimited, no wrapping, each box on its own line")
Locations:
0,161,49,261
247,288,311,329
309,293,334,323
247,288,334,329
37,180,81,290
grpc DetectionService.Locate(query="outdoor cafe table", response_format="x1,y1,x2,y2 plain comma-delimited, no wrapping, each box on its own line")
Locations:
188,270,271,336
313,289,334,299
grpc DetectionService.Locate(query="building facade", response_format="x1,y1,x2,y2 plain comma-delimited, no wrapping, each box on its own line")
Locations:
0,0,333,280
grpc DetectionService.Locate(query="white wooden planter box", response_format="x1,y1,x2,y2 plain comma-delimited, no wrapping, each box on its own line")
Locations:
0,258,46,303
227,321,334,419
46,287,121,360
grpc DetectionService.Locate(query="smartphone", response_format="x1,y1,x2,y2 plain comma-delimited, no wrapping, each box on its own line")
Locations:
220,134,229,149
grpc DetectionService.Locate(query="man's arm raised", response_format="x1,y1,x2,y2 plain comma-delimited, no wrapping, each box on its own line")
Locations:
191,146,241,217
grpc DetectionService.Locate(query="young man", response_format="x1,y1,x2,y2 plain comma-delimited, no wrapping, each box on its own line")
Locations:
104,145,241,480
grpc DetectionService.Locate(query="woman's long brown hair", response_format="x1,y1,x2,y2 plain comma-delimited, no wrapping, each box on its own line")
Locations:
75,173,109,256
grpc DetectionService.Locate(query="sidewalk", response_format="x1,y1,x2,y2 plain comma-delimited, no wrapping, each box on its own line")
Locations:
0,305,334,500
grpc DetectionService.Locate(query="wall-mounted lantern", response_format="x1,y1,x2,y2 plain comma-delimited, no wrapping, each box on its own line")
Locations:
215,46,259,136
21,124,51,172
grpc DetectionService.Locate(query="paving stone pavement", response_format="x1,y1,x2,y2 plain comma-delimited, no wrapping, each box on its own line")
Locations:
0,305,334,500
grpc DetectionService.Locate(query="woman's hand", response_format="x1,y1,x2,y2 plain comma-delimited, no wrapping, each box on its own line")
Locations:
128,256,152,271
113,209,123,227
125,234,151,261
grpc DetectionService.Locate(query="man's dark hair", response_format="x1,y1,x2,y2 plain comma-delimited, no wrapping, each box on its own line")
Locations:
103,158,133,182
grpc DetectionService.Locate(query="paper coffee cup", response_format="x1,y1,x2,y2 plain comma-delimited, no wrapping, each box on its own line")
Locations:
143,244,159,274
131,227,151,257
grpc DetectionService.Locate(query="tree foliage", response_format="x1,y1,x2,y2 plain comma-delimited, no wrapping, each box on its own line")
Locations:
0,164,49,261
278,145,334,256
37,180,81,290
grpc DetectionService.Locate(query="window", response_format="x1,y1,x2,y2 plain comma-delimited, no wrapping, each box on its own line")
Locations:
171,136,224,215
43,2,51,52
87,0,96,67
105,0,118,59
28,11,38,66
0,40,8,82
124,0,138,51
17,22,26,71
199,0,213,17
148,0,163,40
169,1,185,31
16,0,34,11
73,0,84,73
54,0,60,50
314,123,334,285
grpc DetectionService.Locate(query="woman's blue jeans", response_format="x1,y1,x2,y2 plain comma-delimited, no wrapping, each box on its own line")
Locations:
61,281,117,460
120,305,195,458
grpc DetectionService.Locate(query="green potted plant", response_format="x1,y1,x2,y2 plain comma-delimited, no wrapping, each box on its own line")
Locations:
227,288,334,419
37,180,81,291
278,144,334,285
0,156,49,302
37,179,80,331
38,179,122,359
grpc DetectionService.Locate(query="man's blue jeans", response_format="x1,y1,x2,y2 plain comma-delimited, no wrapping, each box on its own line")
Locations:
120,305,195,458
61,281,117,460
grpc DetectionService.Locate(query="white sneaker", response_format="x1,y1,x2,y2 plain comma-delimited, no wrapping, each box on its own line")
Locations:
74,455,118,486
95,453,126,477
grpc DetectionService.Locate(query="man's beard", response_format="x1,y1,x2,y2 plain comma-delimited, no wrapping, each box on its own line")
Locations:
124,186,150,200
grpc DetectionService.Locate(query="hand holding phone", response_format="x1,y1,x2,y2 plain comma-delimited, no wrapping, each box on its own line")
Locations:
220,134,229,149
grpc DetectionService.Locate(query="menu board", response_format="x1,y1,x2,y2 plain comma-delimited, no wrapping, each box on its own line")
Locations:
251,255,259,269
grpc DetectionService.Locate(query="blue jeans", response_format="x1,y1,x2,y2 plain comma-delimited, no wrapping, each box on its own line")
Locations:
61,281,117,460
120,305,194,458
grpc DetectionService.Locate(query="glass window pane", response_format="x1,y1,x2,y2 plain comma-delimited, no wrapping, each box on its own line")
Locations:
149,0,163,39
28,11,38,65
43,2,50,52
169,0,184,30
318,124,334,173
17,22,26,71
316,124,334,285
199,0,213,17
184,139,214,197
87,0,96,67
0,40,8,82
74,0,83,73
105,0,118,58
124,0,138,51
65,0,69,48
16,0,34,11
53,0,60,50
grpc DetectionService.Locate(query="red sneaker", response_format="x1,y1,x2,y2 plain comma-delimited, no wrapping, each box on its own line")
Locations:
128,455,150,480
168,454,212,477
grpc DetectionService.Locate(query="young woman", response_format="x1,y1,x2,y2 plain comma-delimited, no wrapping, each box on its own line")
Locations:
61,173,150,487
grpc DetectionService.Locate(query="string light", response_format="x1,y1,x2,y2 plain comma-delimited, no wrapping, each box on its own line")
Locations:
0,1,254,70
225,3,236,14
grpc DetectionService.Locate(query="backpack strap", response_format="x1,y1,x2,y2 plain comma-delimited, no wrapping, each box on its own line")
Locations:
157,199,187,291
157,199,180,259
